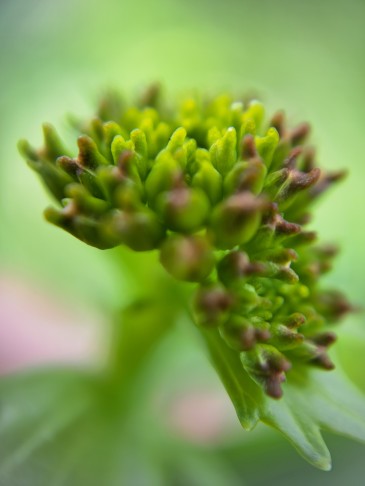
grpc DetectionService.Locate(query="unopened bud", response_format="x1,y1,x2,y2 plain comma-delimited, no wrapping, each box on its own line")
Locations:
191,161,222,205
217,251,264,286
242,100,265,132
42,123,71,161
221,315,270,352
26,157,73,201
255,127,279,169
288,122,311,146
144,152,182,205
194,284,233,328
57,156,104,198
160,234,214,282
156,187,210,233
224,158,267,196
240,134,257,160
269,323,304,351
275,168,321,209
241,344,291,399
106,208,165,251
210,192,267,249
210,127,237,176
77,135,109,169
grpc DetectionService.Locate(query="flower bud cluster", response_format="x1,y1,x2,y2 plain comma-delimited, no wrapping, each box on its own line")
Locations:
19,87,350,398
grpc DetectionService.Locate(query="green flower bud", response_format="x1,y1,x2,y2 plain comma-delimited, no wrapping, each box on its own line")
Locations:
64,183,109,216
42,123,71,161
130,128,149,179
77,135,109,169
20,86,352,406
166,127,187,153
105,208,165,252
223,157,267,195
57,156,105,199
210,127,237,176
241,344,291,399
275,167,321,210
193,283,234,328
18,139,73,201
220,314,270,352
155,187,210,233
242,100,265,132
44,207,117,250
111,135,133,163
255,127,280,169
267,322,304,351
144,152,181,205
254,261,299,284
191,159,222,205
102,121,124,155
160,234,214,282
217,250,263,286
209,192,268,249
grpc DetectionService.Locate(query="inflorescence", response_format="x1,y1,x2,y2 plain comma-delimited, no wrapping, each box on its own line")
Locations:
19,86,351,399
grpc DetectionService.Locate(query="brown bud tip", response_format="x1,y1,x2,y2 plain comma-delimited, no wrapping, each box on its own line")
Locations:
194,285,233,327
270,111,285,136
310,332,337,347
317,290,354,321
283,146,303,169
237,157,266,193
282,313,306,329
310,352,335,370
287,230,317,246
309,169,348,198
210,192,269,249
117,150,135,172
274,214,301,236
301,146,316,172
288,122,311,145
255,328,271,342
139,83,161,108
217,250,255,285
57,156,84,179
241,134,257,160
265,375,285,399
277,167,321,202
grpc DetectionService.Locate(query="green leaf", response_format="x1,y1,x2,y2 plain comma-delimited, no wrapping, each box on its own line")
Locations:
0,369,97,485
201,328,365,470
267,365,365,469
201,328,261,430
0,368,171,485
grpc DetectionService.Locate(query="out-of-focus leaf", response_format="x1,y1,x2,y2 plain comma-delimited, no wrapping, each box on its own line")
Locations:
0,364,246,486
0,293,185,485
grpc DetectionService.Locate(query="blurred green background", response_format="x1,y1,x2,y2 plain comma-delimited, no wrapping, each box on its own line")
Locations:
1,0,365,484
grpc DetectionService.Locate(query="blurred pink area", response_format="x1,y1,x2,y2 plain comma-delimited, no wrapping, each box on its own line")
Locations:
0,272,106,374
0,271,235,443
168,391,237,444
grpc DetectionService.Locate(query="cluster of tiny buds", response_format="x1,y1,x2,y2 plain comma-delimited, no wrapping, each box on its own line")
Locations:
19,86,351,399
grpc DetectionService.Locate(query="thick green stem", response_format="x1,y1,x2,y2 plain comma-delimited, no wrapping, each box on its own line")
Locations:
105,247,189,389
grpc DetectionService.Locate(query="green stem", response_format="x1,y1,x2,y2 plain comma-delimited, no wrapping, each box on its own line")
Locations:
105,246,189,391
